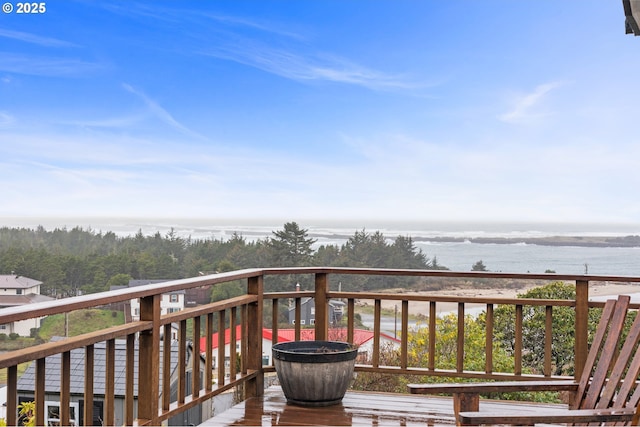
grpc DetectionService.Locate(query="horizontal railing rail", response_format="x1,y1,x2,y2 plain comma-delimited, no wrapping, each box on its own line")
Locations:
1,267,639,425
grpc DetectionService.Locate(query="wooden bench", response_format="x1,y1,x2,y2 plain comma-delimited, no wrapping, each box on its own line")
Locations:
409,295,640,425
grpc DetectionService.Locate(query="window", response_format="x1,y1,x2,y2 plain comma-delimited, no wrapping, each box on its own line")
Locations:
45,401,78,426
16,289,22,295
79,399,103,426
170,294,178,303
0,324,6,330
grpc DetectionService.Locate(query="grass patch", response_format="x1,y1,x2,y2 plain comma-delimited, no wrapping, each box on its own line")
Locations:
38,309,125,341
0,337,37,351
355,304,422,321
0,363,30,386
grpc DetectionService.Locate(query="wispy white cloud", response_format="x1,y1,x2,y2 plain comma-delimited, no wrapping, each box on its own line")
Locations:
59,114,148,129
201,42,417,91
498,82,564,124
0,111,14,127
121,84,208,141
201,13,306,41
0,53,103,77
0,28,78,48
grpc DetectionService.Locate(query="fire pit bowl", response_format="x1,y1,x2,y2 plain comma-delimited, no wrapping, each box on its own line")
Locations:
272,340,358,407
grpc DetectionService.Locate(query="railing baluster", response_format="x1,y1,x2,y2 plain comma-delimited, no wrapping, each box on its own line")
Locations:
485,304,494,374
545,305,553,377
457,302,465,372
206,313,213,391
429,301,436,371
35,358,45,426
272,298,279,345
125,334,135,425
373,299,381,367
60,351,70,426
178,320,187,404
347,298,355,344
84,344,94,427
162,324,172,412
294,297,301,341
218,310,225,386
7,365,17,426
515,304,523,376
241,304,248,375
104,338,115,426
401,300,409,370
192,315,201,397
575,279,590,380
230,306,237,380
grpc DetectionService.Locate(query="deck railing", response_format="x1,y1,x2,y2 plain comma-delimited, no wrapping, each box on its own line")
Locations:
1,267,640,425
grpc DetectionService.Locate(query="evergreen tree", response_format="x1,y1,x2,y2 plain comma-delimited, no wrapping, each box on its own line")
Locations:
267,222,316,267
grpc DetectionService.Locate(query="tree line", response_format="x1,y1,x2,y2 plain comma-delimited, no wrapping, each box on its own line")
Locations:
0,222,446,297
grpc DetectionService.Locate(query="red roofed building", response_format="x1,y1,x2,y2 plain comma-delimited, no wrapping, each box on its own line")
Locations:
200,327,400,368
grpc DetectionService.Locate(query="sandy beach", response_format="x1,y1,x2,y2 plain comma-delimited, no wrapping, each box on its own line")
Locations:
373,282,640,315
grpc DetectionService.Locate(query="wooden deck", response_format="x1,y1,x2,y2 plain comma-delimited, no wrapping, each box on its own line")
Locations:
202,386,570,426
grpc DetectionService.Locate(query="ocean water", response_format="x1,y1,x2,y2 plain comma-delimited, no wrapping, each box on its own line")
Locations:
3,217,640,277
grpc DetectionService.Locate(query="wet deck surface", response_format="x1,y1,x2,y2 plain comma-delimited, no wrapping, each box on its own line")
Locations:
202,386,569,426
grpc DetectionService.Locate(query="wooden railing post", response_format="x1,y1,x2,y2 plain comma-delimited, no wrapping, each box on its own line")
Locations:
315,273,329,340
575,279,589,380
137,294,160,425
246,275,264,398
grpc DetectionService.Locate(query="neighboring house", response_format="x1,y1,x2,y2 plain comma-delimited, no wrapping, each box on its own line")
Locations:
287,297,345,326
17,337,210,426
115,280,185,322
0,275,54,336
200,327,401,367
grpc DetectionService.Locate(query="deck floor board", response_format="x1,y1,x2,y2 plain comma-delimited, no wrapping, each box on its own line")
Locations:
202,386,569,426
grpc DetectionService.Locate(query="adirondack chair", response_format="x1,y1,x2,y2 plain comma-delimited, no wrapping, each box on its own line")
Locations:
408,295,640,425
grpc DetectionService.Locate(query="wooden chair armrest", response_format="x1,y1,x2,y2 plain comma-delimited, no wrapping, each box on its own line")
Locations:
408,380,577,395
458,407,636,426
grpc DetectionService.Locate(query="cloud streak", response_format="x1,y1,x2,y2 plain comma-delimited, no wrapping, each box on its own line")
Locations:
498,82,563,124
0,28,78,48
122,84,208,141
202,42,417,91
0,53,103,77
0,111,14,127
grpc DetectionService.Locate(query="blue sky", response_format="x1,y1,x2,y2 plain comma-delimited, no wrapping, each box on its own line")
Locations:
1,1,639,226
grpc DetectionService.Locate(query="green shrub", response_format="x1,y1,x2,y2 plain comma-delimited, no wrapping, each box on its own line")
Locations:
9,333,19,340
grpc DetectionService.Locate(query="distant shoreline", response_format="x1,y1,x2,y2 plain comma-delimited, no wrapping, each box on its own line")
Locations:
411,235,640,248
308,233,640,248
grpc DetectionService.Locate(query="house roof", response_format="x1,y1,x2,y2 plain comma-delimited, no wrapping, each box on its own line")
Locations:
17,337,181,397
200,327,400,352
0,293,54,308
0,275,42,289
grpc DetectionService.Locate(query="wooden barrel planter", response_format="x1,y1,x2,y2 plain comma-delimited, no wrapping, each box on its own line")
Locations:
272,340,358,407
